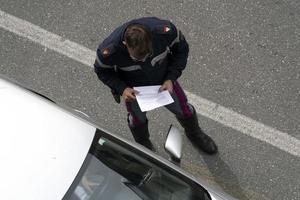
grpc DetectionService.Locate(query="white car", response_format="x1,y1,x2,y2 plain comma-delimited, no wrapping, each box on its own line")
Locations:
0,75,236,200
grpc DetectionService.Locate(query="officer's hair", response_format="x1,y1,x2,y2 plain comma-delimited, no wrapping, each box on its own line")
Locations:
124,24,152,58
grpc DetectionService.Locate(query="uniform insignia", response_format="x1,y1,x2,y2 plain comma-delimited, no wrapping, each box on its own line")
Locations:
154,24,172,34
100,44,116,58
102,48,110,56
164,26,171,33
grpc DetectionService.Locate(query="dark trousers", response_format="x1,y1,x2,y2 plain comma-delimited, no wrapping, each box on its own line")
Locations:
126,81,194,127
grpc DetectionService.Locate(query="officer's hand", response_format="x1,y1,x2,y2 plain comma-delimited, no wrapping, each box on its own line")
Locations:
122,87,139,102
159,80,173,93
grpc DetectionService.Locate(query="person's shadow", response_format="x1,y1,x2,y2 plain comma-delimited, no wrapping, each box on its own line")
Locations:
200,152,249,200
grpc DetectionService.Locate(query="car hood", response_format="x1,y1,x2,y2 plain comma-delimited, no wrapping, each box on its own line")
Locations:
0,77,96,200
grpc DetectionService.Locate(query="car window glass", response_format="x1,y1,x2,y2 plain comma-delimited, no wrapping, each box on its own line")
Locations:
64,134,208,200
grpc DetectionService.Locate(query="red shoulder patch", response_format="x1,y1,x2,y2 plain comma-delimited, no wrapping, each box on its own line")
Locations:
100,44,115,58
154,24,172,34
102,48,110,57
163,26,171,33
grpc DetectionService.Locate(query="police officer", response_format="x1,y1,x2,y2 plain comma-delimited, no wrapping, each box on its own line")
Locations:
94,17,218,154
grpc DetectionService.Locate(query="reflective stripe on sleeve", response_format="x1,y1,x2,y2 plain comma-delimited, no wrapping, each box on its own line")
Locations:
169,29,180,47
151,47,170,66
119,65,142,71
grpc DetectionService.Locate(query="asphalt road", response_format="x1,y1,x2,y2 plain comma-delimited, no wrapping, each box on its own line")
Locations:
1,0,299,199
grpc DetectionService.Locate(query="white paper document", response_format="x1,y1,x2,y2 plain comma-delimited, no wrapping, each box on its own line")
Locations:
133,85,174,112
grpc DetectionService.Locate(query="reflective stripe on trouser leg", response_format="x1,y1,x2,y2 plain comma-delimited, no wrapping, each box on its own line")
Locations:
125,100,147,127
170,81,193,118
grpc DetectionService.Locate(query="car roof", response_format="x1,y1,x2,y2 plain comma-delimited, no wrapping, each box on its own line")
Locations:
0,76,237,200
0,77,96,200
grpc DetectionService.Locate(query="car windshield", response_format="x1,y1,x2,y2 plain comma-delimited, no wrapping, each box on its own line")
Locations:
63,129,210,200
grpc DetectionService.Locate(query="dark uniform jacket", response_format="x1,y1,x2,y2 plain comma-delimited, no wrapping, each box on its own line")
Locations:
94,17,189,95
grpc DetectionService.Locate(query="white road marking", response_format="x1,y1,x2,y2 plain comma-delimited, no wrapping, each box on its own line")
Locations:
1,10,300,157
0,10,95,66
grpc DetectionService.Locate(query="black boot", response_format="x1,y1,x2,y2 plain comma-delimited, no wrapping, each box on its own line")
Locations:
176,107,218,154
129,121,155,151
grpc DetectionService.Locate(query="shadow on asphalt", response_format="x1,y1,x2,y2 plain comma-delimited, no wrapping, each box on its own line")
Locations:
201,152,249,200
